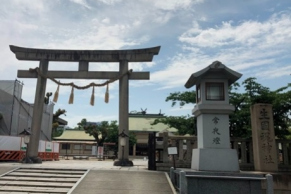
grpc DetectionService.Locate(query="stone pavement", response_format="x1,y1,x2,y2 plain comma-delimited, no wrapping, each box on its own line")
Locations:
0,158,175,194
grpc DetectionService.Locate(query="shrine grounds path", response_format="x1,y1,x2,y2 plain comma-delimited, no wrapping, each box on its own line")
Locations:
0,158,175,194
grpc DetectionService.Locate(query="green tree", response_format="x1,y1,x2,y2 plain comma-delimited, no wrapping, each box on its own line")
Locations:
151,115,196,135
105,123,137,153
52,109,66,137
244,78,291,138
151,90,196,135
165,91,196,107
77,119,111,146
77,119,137,149
154,78,291,138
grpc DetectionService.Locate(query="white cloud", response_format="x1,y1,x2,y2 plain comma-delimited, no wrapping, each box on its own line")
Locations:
70,0,92,9
255,65,291,79
1,0,290,124
179,12,291,48
150,11,291,89
145,0,203,11
97,0,122,5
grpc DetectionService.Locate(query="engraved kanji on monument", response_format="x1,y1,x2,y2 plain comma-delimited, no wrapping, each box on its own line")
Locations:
250,104,278,171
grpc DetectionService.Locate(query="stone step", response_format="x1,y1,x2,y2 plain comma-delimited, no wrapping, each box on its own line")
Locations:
0,176,79,182
0,167,88,193
19,167,87,171
0,180,75,187
16,169,86,175
0,186,69,193
7,172,83,178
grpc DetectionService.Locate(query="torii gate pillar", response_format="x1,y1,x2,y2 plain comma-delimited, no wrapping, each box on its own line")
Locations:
10,45,160,165
117,60,131,165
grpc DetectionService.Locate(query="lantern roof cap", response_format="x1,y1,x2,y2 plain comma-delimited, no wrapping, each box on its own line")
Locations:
184,61,242,88
19,128,31,135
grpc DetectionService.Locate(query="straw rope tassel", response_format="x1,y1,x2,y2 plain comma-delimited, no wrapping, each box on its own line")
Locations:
105,84,109,103
90,86,95,106
68,86,74,104
53,84,60,103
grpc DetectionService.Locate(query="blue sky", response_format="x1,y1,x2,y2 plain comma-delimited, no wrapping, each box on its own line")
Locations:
1,0,290,128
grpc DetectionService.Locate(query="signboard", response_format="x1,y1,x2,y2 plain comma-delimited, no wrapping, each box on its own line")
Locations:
168,147,177,155
46,142,52,152
20,138,27,151
92,146,97,156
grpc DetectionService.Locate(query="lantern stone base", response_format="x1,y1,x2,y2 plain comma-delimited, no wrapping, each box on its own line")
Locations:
191,148,239,172
113,159,133,166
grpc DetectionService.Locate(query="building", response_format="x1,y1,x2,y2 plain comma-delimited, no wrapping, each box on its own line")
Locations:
53,129,96,156
129,113,177,156
54,112,178,157
0,80,54,141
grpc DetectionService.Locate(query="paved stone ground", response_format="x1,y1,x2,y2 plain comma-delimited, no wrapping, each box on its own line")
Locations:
72,170,173,194
0,158,175,194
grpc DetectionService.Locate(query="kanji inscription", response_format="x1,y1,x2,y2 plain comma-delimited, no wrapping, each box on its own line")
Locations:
259,108,274,164
212,116,221,144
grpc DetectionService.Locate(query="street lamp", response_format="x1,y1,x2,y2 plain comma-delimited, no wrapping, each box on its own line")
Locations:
19,128,32,163
119,130,128,166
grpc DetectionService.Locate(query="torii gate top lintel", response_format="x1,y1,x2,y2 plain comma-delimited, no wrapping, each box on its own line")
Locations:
9,45,161,62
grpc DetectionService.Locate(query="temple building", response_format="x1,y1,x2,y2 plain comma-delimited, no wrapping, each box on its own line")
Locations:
54,112,178,157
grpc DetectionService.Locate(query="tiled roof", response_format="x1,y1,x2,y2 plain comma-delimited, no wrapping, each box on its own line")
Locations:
54,130,95,141
129,117,177,132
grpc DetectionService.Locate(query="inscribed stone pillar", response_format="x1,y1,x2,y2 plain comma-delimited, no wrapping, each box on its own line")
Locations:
250,103,278,171
28,60,48,162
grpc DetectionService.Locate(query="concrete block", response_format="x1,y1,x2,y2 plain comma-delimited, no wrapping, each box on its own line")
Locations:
191,148,239,172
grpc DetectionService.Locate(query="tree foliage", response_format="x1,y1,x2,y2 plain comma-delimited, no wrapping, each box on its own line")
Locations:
77,119,112,146
77,119,137,149
155,77,291,139
165,91,196,107
151,115,196,135
52,109,66,137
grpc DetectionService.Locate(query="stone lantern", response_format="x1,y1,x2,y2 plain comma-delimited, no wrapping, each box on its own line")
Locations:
185,61,242,172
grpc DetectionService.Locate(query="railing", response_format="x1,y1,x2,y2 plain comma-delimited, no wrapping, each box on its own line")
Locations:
155,132,291,171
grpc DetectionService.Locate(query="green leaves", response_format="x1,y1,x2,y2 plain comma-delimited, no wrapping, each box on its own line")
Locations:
152,115,196,135
165,91,196,107
77,119,110,146
156,77,291,139
77,119,137,148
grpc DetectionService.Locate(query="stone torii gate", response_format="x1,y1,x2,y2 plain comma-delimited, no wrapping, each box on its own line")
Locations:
10,45,160,165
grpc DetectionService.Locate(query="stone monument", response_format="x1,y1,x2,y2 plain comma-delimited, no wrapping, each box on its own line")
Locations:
250,103,278,171
185,61,242,172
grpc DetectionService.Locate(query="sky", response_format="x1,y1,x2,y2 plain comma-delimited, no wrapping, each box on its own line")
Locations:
0,0,290,128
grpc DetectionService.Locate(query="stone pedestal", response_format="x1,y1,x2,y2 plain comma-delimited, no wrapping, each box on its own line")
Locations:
113,159,133,166
176,169,264,194
191,113,239,172
191,148,239,171
250,103,278,172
